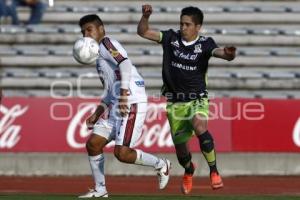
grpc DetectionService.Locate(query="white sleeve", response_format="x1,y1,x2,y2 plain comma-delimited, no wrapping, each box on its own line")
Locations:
118,59,132,89
100,37,132,89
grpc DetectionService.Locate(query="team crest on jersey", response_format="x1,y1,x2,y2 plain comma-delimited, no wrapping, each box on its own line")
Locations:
194,44,202,53
171,40,179,47
199,36,208,41
109,49,120,58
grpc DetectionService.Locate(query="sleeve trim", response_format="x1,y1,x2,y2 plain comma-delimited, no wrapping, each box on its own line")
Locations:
158,32,163,43
102,37,126,63
211,47,218,57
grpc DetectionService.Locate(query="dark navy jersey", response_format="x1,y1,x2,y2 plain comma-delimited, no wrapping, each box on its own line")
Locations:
159,29,218,102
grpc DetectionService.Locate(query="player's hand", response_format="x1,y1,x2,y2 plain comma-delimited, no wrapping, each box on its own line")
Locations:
119,89,129,117
142,4,152,18
85,104,106,129
224,46,236,61
86,113,99,130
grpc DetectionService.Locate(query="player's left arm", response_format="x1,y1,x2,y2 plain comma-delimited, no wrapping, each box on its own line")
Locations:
212,46,236,61
111,41,132,117
118,59,132,117
101,38,132,117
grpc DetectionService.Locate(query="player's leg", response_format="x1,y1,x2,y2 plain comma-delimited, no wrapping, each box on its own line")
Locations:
79,119,113,198
192,98,223,190
114,102,171,189
175,142,195,194
114,145,171,190
166,101,195,194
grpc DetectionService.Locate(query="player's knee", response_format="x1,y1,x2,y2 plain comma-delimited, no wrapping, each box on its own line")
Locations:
194,123,207,136
193,115,208,135
86,138,101,153
195,127,207,136
114,146,129,162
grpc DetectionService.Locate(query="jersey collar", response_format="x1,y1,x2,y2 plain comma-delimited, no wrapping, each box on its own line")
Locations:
181,35,200,46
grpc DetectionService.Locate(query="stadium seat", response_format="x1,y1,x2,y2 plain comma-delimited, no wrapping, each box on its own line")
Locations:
1,0,300,98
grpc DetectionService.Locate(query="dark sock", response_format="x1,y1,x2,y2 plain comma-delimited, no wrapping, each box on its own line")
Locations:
198,131,218,173
184,162,195,175
178,153,195,175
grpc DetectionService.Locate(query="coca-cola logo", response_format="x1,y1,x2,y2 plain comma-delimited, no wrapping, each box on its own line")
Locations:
293,118,300,147
135,102,173,148
67,103,95,148
0,105,28,149
66,102,173,149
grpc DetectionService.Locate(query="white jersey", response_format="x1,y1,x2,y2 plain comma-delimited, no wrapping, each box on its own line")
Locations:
96,36,147,105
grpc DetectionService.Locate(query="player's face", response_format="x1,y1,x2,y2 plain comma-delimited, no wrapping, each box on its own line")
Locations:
81,22,105,43
180,15,201,42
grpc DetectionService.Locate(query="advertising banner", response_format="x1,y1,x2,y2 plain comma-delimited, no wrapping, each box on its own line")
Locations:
0,97,231,152
1,97,299,152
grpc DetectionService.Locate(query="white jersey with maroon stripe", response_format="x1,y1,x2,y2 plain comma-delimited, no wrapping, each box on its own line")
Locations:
96,36,147,105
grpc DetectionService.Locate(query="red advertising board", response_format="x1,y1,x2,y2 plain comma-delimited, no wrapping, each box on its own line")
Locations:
0,97,231,152
231,98,300,152
1,97,299,152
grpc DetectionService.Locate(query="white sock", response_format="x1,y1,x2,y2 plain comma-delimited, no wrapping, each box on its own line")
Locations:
134,149,165,169
89,154,106,192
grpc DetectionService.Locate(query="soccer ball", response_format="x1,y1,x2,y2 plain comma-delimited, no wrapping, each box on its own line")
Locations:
73,37,99,65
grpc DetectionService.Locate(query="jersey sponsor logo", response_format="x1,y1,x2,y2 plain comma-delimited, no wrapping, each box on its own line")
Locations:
173,50,198,60
171,61,197,71
135,80,145,87
171,40,179,47
199,36,208,41
194,44,202,53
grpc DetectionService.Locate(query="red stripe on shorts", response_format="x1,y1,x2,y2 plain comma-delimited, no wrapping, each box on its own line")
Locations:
123,104,137,146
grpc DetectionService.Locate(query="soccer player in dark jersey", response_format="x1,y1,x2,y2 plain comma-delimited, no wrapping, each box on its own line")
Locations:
138,5,236,194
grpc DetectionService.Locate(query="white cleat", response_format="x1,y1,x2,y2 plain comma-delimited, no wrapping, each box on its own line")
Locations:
78,189,108,198
157,158,171,190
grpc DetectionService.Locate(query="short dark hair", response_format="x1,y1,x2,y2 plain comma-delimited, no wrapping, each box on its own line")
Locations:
79,14,103,27
180,6,203,25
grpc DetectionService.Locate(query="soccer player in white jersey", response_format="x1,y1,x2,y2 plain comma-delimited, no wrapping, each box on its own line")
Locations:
77,14,171,198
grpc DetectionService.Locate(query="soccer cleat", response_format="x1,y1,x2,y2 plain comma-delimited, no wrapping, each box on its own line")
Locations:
156,158,171,189
210,171,224,190
78,188,108,198
181,162,195,195
181,173,193,194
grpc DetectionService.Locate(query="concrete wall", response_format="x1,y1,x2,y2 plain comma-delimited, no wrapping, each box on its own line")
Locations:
1,153,300,176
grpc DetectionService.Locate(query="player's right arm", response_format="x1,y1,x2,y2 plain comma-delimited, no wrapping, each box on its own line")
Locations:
137,4,161,42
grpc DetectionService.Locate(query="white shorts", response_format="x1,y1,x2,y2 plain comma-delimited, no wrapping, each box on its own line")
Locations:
92,102,147,147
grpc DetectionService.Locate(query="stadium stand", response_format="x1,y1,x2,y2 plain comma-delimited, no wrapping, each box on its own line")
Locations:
1,0,300,98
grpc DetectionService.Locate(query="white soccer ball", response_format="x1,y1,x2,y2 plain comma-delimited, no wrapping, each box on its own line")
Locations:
73,37,99,65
